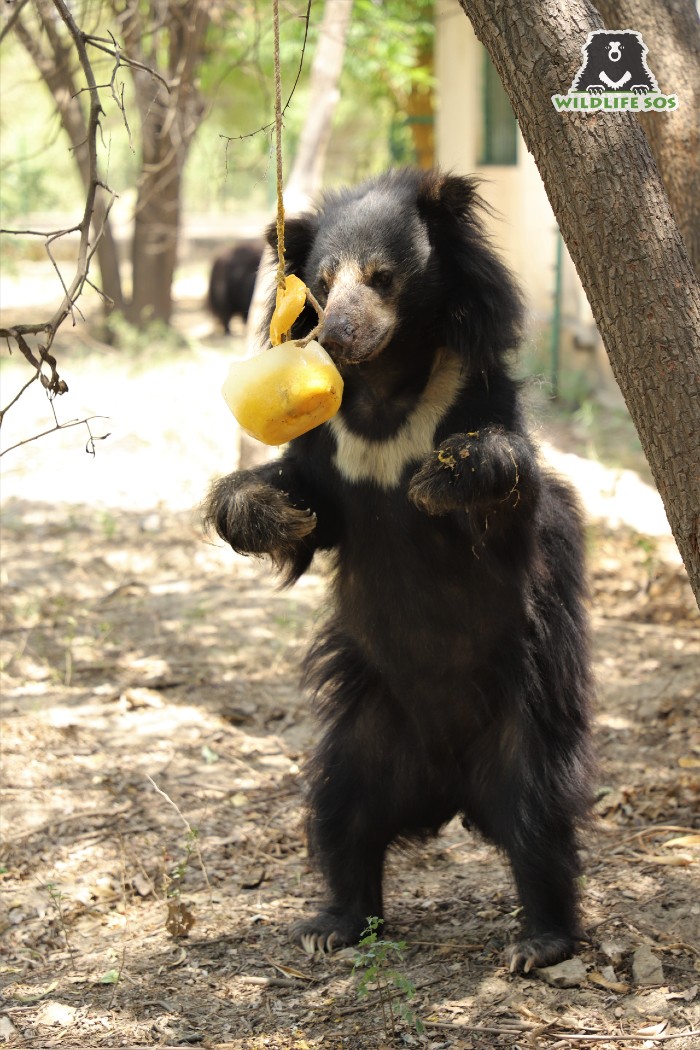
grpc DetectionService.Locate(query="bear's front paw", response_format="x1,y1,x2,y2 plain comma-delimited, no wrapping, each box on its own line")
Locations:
585,84,605,95
407,434,481,516
204,473,316,560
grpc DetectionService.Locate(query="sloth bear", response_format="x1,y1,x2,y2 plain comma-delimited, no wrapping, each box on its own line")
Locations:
572,29,658,95
207,241,264,333
205,169,594,973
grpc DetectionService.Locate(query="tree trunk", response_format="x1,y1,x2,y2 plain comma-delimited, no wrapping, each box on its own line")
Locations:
284,0,355,213
120,0,210,327
14,3,124,312
595,0,700,274
127,79,185,327
458,0,700,607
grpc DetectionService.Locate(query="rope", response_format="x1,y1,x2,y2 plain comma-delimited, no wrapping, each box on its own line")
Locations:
272,0,286,292
270,0,324,345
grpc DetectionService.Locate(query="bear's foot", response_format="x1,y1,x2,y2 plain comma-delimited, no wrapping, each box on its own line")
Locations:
292,909,371,955
504,933,576,974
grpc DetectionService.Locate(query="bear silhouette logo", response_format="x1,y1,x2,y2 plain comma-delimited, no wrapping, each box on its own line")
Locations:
571,29,659,95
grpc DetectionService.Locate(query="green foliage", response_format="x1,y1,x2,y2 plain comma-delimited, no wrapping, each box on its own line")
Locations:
353,917,424,1038
2,0,436,222
164,826,200,899
346,0,434,103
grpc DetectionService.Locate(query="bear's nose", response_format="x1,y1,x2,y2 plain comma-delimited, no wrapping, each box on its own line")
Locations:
321,316,356,356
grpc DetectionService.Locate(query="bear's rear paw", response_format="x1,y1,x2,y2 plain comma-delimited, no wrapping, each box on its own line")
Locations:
292,910,369,955
505,933,576,974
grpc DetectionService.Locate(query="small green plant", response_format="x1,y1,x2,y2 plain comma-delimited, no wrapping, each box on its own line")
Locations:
46,883,77,970
163,826,200,899
353,917,424,1039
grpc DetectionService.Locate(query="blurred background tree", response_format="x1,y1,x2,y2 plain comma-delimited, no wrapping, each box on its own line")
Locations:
2,0,434,331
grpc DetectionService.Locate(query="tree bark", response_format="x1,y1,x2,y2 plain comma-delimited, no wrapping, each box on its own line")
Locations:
14,1,124,312
120,0,210,327
458,0,700,607
595,0,700,274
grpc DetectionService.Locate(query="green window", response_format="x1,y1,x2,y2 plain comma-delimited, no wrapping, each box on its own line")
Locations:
480,51,518,165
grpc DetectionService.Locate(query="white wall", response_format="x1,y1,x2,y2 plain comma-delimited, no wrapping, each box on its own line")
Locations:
435,0,562,318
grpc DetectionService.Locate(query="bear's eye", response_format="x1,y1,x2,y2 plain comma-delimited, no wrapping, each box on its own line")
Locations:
318,276,330,295
369,269,393,290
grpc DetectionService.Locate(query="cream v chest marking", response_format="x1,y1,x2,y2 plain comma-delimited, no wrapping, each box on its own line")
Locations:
329,351,466,489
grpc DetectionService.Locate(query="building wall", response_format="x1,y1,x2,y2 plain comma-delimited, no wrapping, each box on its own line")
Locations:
434,1,619,398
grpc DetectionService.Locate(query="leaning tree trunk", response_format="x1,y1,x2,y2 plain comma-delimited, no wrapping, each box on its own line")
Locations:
458,0,700,607
284,0,354,213
14,0,124,312
595,0,700,274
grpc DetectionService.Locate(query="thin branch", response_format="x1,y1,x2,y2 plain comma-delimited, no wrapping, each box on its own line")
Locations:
1,0,117,443
146,776,212,899
0,0,31,45
0,368,42,426
222,0,313,145
0,415,111,458
84,33,171,90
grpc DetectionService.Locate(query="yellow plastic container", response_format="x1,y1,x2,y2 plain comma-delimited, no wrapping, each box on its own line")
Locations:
222,340,343,446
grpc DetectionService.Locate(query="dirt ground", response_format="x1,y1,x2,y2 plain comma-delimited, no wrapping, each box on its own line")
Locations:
1,284,699,1049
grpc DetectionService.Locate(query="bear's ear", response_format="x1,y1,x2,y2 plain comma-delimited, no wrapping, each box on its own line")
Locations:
416,171,482,232
266,213,318,276
416,169,524,364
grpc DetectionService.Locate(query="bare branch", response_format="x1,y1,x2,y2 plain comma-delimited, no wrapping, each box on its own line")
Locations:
222,0,313,145
1,0,118,447
0,0,31,45
0,415,111,458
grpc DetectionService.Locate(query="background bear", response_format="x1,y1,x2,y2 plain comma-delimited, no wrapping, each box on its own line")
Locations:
207,241,264,333
572,29,658,94
205,169,594,973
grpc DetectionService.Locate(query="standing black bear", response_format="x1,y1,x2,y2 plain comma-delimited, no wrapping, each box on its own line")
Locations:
205,169,594,973
207,241,264,333
572,29,658,94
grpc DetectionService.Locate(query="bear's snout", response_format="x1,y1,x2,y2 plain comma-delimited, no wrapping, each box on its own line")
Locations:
321,314,357,357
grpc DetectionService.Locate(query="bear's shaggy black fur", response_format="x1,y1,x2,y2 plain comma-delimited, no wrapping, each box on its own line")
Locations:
572,29,658,95
207,241,264,333
205,169,594,973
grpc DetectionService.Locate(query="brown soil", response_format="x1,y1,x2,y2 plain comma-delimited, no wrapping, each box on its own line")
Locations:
1,297,699,1049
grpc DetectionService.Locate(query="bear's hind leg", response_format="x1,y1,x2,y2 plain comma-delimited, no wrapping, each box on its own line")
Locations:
294,670,449,953
503,814,585,973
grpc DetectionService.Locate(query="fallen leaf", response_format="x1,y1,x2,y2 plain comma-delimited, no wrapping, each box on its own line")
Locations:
35,1001,77,1027
165,899,195,938
641,854,693,866
638,1020,668,1036
663,835,700,848
588,970,630,994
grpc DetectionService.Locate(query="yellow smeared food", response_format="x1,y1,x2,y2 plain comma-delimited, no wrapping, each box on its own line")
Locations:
222,340,343,446
270,274,307,345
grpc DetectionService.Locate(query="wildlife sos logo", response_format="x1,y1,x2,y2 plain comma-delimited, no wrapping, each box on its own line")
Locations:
552,30,678,112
